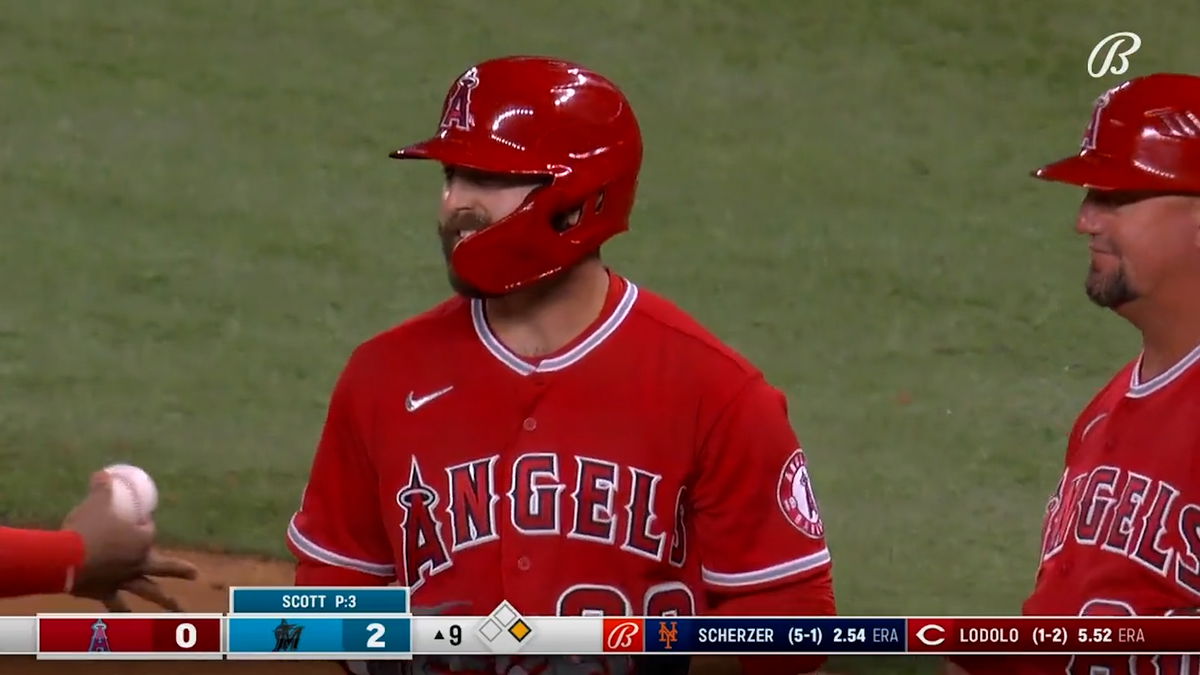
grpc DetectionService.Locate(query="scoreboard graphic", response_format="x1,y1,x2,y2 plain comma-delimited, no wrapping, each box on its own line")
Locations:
0,587,1196,659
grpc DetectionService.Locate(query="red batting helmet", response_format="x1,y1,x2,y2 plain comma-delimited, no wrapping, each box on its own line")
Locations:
390,56,643,295
1034,73,1200,192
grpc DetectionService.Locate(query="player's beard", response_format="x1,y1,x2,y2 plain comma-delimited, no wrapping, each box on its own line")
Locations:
1085,260,1139,308
438,210,493,299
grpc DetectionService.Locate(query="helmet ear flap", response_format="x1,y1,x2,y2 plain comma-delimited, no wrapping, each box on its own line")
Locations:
551,206,583,233
551,188,607,233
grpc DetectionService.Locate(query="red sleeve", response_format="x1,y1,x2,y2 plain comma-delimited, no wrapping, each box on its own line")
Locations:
0,527,85,598
692,376,833,593
710,573,835,675
692,376,835,675
288,347,396,586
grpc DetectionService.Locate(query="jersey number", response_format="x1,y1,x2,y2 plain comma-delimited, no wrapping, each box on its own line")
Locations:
1068,600,1199,675
556,582,695,617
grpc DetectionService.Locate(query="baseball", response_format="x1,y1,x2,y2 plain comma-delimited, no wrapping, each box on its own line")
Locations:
104,464,159,523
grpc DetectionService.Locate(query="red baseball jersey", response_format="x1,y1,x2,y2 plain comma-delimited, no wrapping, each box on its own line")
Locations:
288,273,833,621
958,345,1200,675
0,527,83,598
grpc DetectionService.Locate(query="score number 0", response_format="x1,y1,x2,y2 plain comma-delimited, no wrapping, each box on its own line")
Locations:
176,623,197,649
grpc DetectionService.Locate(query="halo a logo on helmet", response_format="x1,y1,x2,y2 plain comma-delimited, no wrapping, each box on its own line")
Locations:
777,449,824,538
440,67,480,132
1081,87,1117,152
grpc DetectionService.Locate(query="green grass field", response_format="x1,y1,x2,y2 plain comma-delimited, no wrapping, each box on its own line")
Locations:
4,2,1200,672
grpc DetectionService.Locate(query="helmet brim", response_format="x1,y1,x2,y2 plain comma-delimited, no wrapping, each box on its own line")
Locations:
1032,152,1175,192
389,136,554,177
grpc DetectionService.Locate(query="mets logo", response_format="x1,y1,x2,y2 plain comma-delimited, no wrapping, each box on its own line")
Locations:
657,621,678,650
440,67,480,132
777,448,824,538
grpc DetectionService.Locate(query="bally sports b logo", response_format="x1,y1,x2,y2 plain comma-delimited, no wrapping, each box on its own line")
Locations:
1087,32,1140,79
440,67,479,131
603,619,642,652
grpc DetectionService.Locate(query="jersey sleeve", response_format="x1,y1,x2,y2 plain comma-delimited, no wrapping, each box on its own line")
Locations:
691,375,834,595
288,346,396,585
0,527,85,598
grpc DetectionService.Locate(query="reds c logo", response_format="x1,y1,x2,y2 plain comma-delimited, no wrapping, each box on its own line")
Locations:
440,67,480,132
777,449,824,538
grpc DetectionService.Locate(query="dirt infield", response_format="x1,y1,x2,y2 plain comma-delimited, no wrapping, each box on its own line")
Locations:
0,550,339,674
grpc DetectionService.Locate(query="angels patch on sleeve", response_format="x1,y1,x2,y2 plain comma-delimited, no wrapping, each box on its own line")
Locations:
777,448,824,538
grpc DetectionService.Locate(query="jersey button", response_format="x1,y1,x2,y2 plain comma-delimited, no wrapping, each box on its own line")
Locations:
516,556,532,572
522,417,537,431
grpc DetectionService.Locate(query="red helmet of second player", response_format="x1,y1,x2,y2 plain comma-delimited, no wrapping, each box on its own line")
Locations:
391,56,643,295
1035,72,1200,192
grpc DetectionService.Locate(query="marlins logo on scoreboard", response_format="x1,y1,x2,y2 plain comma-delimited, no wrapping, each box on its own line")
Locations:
777,449,824,538
272,619,304,652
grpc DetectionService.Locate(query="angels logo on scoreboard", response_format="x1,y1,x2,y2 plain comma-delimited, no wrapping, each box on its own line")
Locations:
88,619,111,652
777,448,825,538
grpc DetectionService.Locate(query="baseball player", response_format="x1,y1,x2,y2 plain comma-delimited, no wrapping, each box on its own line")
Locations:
289,56,836,674
0,471,197,609
950,72,1200,675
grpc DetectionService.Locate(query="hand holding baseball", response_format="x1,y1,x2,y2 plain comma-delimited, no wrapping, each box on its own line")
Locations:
61,468,198,611
104,464,159,524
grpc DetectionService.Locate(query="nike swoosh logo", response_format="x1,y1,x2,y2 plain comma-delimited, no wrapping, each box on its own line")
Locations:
405,386,454,412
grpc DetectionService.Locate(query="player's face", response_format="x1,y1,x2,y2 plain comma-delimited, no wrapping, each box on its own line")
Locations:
1074,190,1200,309
437,166,544,298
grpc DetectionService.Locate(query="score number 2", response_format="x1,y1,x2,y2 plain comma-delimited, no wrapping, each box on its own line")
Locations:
366,623,387,648
365,621,432,649
346,618,407,653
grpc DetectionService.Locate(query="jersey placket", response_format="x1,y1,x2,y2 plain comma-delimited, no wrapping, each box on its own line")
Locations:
497,370,557,604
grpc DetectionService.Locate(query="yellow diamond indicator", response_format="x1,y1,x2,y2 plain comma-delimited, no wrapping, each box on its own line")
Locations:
508,619,531,641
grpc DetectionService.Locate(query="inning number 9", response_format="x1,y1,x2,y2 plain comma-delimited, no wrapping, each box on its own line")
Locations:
367,623,387,648
175,623,197,649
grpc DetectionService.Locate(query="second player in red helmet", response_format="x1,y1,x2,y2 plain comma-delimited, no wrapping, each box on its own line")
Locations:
951,72,1200,675
290,56,837,674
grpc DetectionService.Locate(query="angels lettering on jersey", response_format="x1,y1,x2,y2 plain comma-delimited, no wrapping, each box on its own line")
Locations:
1033,348,1200,613
1040,462,1197,589
395,449,825,591
396,453,684,588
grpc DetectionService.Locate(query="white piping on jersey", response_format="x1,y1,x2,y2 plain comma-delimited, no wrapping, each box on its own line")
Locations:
471,282,639,376
287,513,395,577
700,548,831,588
1127,340,1200,398
1080,412,1108,441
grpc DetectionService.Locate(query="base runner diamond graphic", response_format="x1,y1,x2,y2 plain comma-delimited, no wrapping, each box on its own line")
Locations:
475,601,534,653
